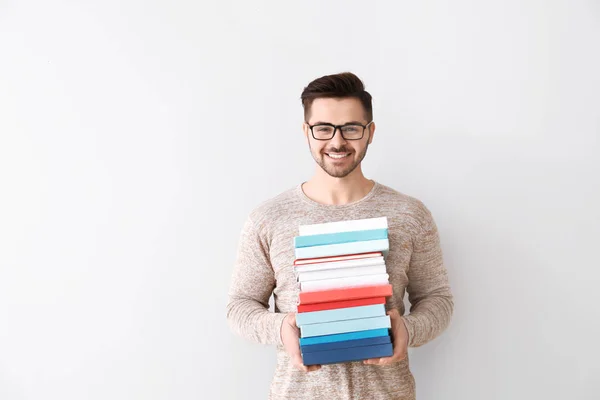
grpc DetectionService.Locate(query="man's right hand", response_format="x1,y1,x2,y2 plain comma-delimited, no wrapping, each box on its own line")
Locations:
281,312,321,372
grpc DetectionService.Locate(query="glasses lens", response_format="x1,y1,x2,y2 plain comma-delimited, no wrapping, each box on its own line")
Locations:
341,125,364,140
312,125,335,139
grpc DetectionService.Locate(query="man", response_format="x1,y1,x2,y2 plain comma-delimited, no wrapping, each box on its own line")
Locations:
226,72,454,399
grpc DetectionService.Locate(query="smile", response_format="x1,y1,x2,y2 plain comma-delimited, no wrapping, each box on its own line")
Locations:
326,152,351,159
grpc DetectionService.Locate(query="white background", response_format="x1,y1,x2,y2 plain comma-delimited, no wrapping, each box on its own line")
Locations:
1,1,599,399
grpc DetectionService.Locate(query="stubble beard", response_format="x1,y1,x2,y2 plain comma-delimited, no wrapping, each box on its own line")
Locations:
311,141,370,178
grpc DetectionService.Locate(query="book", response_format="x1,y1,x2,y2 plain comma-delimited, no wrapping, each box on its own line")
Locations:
300,273,390,293
302,343,394,366
297,296,386,313
294,228,388,248
294,252,382,266
295,304,386,326
294,239,389,260
299,284,393,305
301,335,391,354
299,328,390,346
300,315,391,338
297,264,387,282
294,256,385,273
299,216,388,236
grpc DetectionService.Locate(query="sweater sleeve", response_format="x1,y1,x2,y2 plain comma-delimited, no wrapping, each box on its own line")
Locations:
401,203,454,348
226,216,287,346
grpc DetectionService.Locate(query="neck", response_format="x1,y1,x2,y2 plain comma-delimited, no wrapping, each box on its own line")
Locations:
302,165,374,205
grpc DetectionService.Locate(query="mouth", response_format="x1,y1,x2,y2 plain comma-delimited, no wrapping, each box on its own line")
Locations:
325,152,352,160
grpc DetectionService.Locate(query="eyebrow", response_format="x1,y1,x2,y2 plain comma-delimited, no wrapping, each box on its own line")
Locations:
311,120,365,125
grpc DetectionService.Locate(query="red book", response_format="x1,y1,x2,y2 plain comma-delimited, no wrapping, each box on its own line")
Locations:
297,296,386,313
298,284,393,305
294,251,383,266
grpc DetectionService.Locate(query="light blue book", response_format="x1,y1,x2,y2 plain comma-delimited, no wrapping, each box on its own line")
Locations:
300,315,391,338
294,228,388,248
294,239,389,260
299,328,390,346
296,304,386,326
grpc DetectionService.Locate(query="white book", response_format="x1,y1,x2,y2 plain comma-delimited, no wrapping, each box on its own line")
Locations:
294,252,382,266
294,239,389,260
298,216,388,236
299,273,390,293
297,264,387,282
294,257,385,273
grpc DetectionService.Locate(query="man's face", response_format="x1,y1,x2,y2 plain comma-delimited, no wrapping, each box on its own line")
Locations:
303,97,375,178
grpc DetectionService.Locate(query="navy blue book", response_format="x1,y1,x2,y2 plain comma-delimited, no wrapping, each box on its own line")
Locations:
301,335,391,354
302,343,394,366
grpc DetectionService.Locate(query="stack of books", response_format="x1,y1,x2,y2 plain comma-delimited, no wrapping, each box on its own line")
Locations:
293,217,394,366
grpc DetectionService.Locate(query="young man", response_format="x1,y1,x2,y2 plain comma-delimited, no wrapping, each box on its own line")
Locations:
226,72,454,400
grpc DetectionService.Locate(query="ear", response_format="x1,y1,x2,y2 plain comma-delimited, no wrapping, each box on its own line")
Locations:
367,122,376,144
302,122,309,139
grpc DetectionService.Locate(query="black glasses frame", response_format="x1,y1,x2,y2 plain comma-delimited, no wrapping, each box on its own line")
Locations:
306,121,374,141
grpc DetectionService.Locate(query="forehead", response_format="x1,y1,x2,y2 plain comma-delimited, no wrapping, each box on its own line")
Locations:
307,97,366,124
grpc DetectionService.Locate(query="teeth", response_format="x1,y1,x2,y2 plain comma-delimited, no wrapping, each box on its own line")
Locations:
328,153,349,159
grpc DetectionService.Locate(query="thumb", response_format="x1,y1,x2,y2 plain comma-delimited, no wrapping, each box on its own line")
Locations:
286,312,297,326
386,308,400,319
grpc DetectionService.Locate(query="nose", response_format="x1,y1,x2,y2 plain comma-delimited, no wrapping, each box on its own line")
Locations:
329,127,348,147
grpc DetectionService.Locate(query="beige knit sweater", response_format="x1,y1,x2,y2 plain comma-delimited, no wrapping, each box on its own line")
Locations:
226,180,454,400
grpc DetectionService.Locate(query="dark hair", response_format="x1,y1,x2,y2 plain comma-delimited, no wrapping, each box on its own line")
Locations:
300,72,373,122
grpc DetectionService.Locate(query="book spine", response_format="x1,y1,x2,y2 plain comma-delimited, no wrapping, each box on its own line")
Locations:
294,257,384,273
294,228,388,248
295,304,386,326
298,284,393,305
302,343,394,366
297,264,387,282
294,239,389,260
296,296,386,313
300,273,390,293
301,335,391,354
300,315,391,338
299,328,390,346
293,252,383,266
299,216,388,236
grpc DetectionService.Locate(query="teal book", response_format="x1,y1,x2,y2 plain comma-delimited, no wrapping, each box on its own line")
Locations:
301,335,391,354
299,328,389,346
294,228,388,248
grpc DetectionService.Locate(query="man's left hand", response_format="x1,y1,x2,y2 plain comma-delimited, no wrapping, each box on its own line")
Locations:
363,308,409,365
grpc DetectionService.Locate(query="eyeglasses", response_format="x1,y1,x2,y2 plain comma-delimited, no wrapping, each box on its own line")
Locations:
306,121,373,141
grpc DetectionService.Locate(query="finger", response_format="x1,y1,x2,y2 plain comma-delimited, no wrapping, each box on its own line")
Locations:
294,361,322,372
363,348,407,365
287,312,297,324
292,353,303,364
292,355,309,372
295,363,309,372
291,350,321,372
363,338,401,365
377,356,393,365
377,350,407,365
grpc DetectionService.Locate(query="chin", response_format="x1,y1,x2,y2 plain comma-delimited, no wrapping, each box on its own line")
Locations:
322,162,358,178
